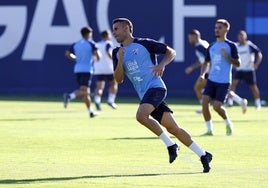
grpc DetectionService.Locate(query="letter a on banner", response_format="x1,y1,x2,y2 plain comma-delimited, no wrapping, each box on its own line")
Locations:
22,0,88,60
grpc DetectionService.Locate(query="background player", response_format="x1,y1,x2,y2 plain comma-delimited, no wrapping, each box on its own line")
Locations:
185,29,209,114
200,19,240,136
94,30,118,111
63,26,101,117
227,30,263,110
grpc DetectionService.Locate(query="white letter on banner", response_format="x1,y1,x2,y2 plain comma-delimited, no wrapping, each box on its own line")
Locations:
97,0,121,46
0,6,27,59
22,0,88,60
173,0,216,62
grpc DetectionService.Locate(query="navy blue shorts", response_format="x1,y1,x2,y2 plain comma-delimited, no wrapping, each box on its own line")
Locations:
75,73,92,87
140,88,173,123
95,74,114,82
203,79,230,103
234,71,256,85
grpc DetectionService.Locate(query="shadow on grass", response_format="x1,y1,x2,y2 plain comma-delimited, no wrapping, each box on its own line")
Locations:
0,118,52,122
0,95,197,105
0,172,202,184
111,137,158,140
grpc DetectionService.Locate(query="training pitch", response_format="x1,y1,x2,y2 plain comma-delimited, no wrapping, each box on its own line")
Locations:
0,96,267,188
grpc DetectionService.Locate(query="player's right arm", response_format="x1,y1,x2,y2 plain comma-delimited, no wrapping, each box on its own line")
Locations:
185,61,201,74
200,46,210,79
65,44,76,61
65,50,76,61
113,47,125,83
200,61,210,79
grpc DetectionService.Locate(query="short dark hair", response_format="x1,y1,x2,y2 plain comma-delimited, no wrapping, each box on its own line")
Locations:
80,26,93,37
216,19,230,30
100,30,110,38
189,29,200,37
112,18,133,33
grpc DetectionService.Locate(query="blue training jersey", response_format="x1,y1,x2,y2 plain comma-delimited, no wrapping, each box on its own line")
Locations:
205,40,239,84
113,38,167,99
195,39,209,64
69,39,98,73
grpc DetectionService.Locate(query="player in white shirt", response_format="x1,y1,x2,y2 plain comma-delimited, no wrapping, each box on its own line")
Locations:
227,30,263,111
63,26,101,118
185,30,209,114
94,30,118,110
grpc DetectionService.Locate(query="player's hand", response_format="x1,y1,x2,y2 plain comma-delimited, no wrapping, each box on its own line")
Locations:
118,47,125,60
185,66,193,74
254,64,259,70
200,74,205,80
150,64,165,77
220,47,228,58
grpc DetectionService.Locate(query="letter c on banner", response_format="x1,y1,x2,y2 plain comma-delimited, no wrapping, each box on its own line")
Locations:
96,0,118,45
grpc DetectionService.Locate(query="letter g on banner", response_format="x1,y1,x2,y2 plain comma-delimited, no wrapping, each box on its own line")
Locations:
0,6,27,59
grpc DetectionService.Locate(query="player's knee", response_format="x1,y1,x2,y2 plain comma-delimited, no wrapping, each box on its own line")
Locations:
194,85,200,93
96,89,103,96
136,112,144,123
213,103,221,112
136,112,151,125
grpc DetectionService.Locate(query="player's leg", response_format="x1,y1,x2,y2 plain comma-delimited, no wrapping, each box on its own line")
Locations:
63,73,85,108
227,71,248,107
247,71,261,110
194,77,207,114
79,73,96,117
136,103,164,136
159,110,212,173
107,75,118,109
227,79,239,106
228,73,248,113
201,95,213,136
201,80,214,136
213,83,233,135
249,84,261,109
228,78,248,108
94,75,105,111
137,103,179,163
136,88,177,163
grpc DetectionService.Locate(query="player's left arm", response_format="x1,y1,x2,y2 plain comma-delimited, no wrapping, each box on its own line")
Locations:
254,51,263,70
249,42,263,70
93,49,102,61
152,46,176,77
106,42,113,60
221,45,240,68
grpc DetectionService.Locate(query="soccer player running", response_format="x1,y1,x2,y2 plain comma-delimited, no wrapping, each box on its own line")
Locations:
227,30,263,110
200,19,240,136
64,26,101,118
94,30,118,111
185,29,209,114
112,17,212,173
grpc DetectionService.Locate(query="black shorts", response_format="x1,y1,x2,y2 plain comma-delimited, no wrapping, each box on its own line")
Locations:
140,88,173,123
203,79,230,103
95,74,114,82
234,71,256,85
75,73,92,87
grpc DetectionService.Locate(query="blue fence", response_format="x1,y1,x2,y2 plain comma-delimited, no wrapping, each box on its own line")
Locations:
0,0,267,99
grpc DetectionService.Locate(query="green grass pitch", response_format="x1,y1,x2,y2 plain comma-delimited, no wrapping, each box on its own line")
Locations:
0,96,267,188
